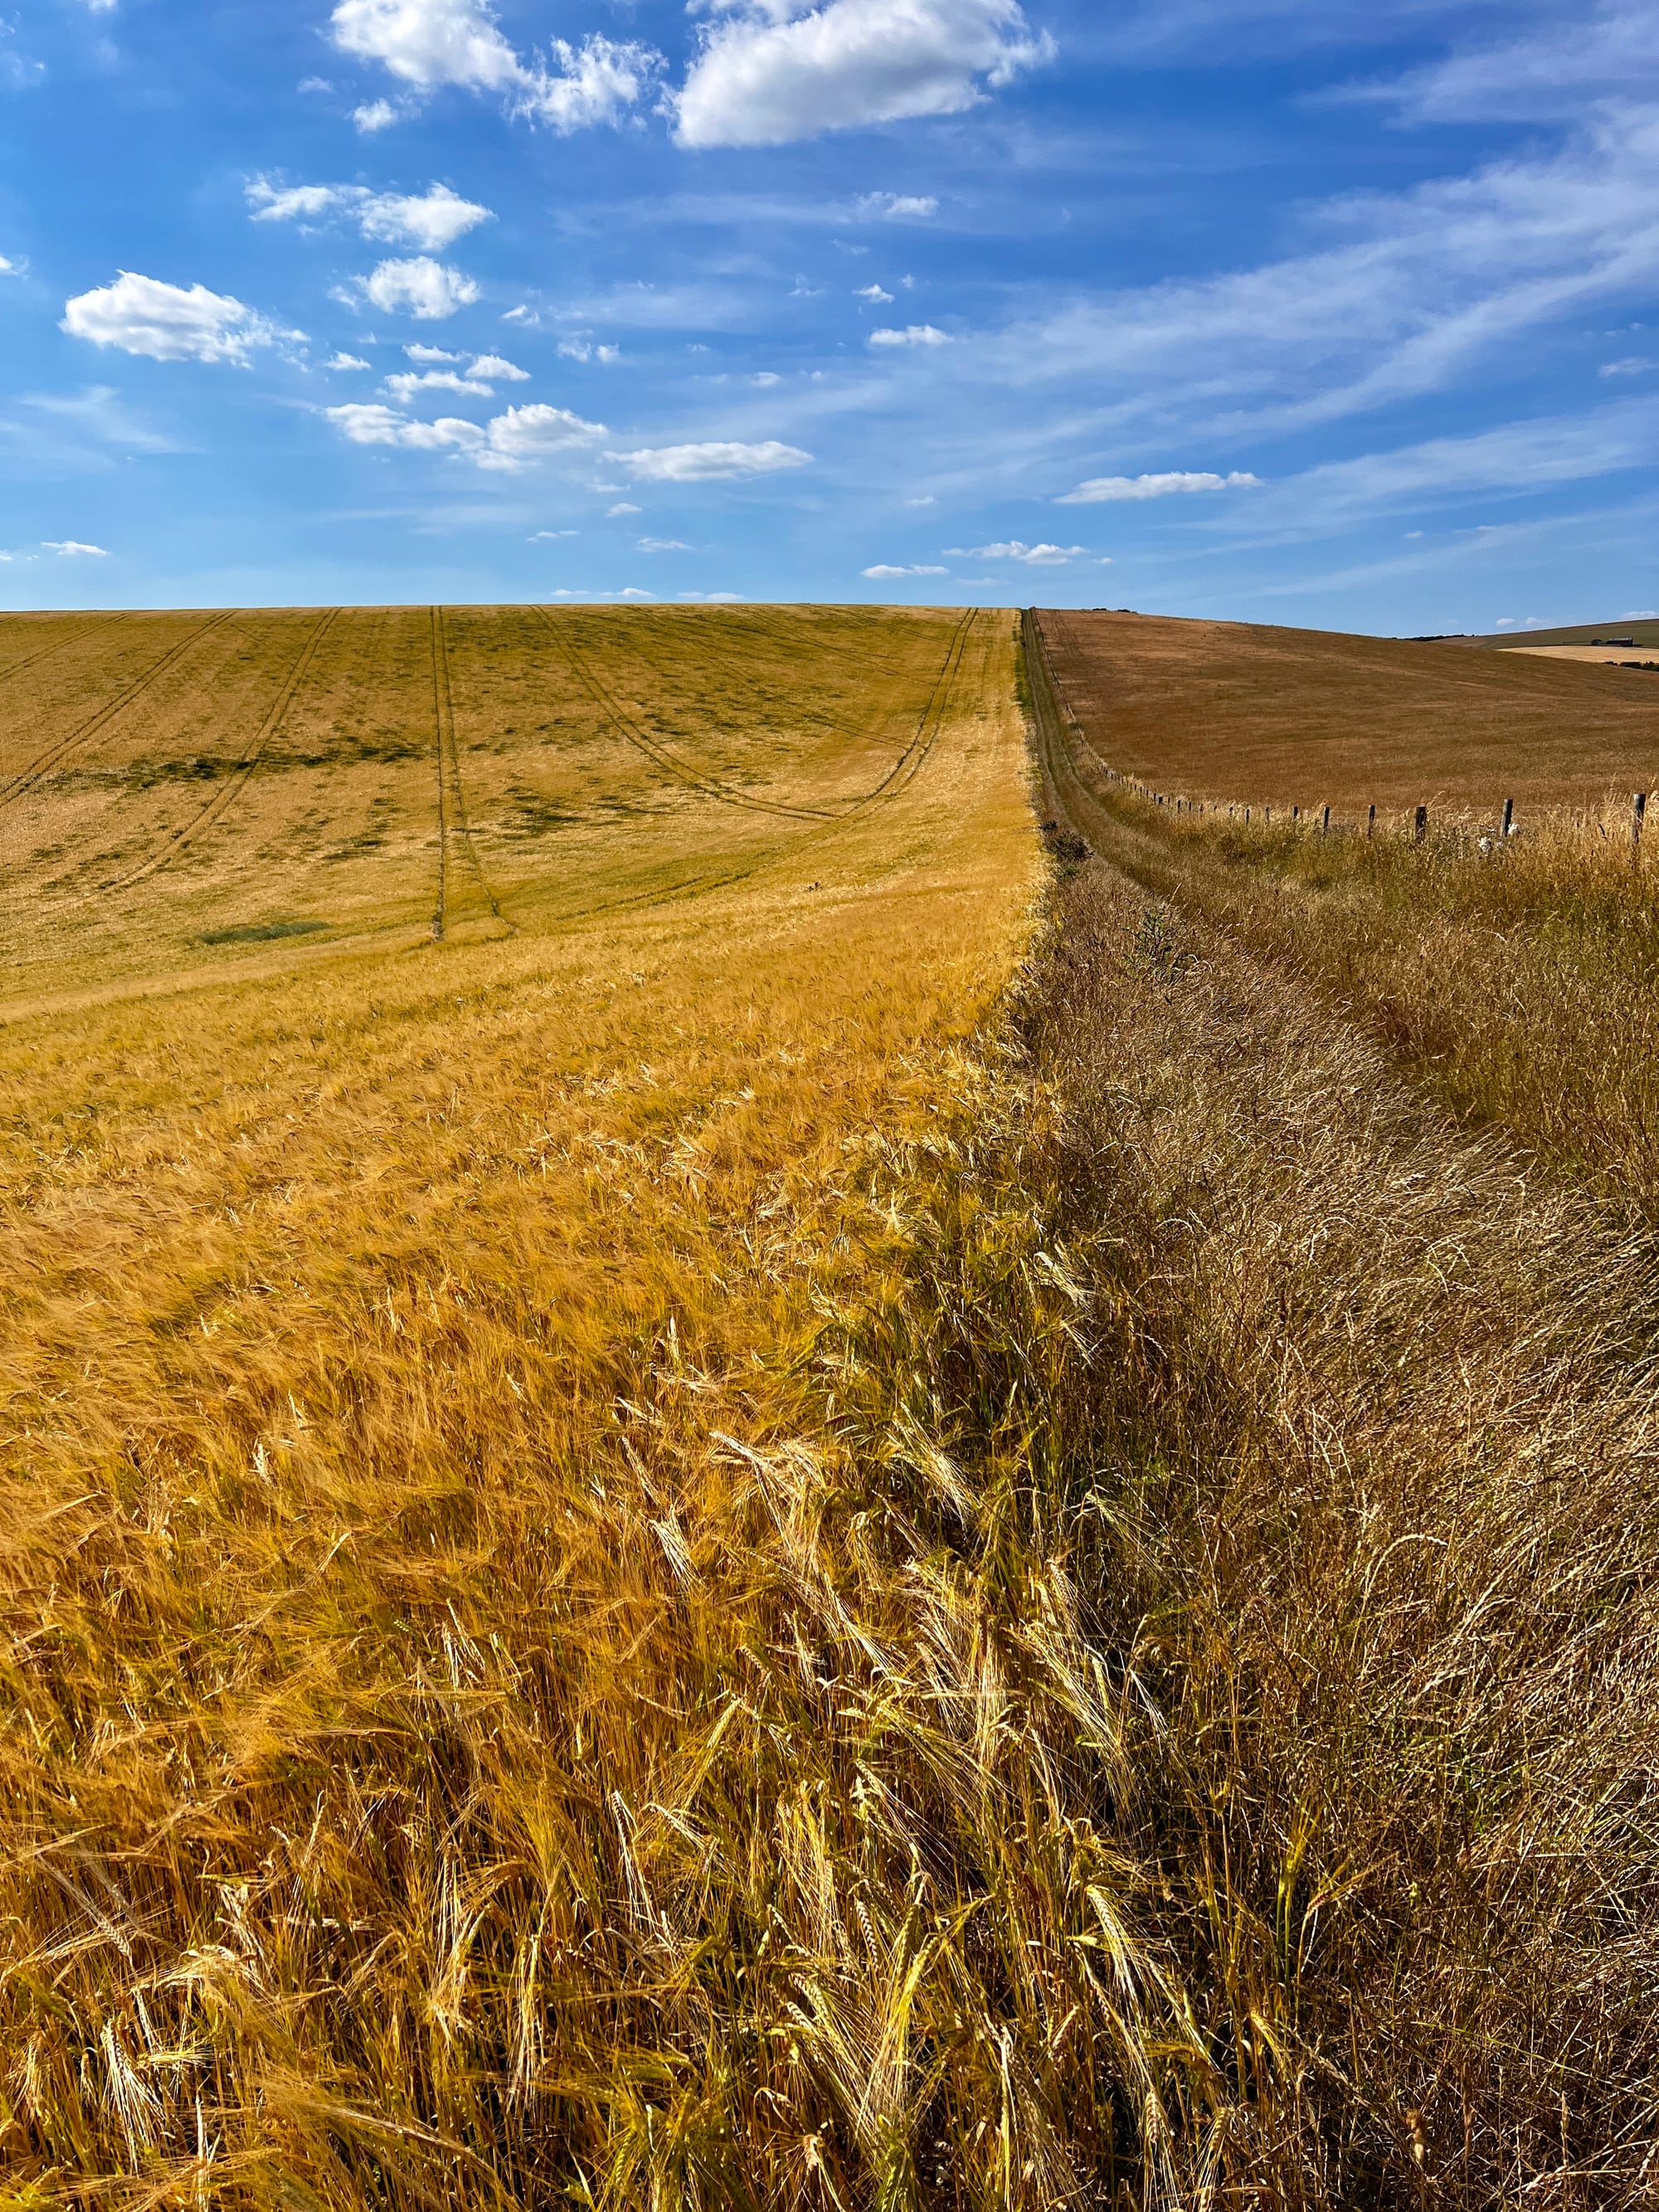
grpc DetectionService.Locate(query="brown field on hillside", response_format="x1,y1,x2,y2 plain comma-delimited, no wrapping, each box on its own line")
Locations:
1038,607,1659,814
1460,616,1659,650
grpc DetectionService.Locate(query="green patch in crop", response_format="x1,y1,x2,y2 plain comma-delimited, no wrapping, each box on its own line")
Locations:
197,919,329,946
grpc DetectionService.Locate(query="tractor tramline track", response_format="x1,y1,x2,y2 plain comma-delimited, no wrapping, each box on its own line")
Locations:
431,606,510,941
96,608,346,897
0,609,238,816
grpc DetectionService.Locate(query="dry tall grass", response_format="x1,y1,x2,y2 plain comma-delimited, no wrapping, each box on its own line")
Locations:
1020,625,1659,2202
1014,863,1659,2205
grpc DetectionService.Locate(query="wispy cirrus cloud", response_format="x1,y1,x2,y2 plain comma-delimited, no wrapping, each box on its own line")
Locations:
1197,396,1659,541
1335,4,1659,125
977,103,1659,472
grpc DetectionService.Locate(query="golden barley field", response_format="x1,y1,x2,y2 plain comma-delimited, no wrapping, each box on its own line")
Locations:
0,605,1086,2205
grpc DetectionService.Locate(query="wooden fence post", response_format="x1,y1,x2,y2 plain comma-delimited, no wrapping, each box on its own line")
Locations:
1501,797,1514,839
1634,792,1647,858
1321,805,1331,835
1367,804,1376,839
1413,805,1428,844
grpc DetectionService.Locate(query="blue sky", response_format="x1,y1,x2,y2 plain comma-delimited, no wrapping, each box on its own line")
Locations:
2,0,1657,630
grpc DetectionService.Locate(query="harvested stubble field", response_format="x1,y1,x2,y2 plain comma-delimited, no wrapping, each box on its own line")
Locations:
1039,606,1659,816
10,592,1659,2209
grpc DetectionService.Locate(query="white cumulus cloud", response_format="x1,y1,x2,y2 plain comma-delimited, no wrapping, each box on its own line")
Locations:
385,367,494,399
362,255,479,318
249,177,492,253
606,440,812,481
530,37,659,130
481,402,607,469
326,350,373,370
674,0,1052,148
1058,468,1262,504
331,0,660,132
354,98,401,131
857,283,895,304
869,323,950,348
44,539,109,557
951,540,1086,564
327,401,479,448
468,352,528,381
857,192,938,220
325,396,606,470
332,0,525,90
61,271,281,365
863,562,947,576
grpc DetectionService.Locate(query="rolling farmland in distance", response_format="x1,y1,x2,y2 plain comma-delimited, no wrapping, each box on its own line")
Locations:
7,598,1659,2204
1039,606,1659,813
